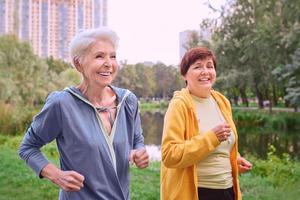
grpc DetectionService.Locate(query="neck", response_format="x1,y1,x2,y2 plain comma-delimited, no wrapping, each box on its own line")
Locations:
77,82,115,107
188,87,211,98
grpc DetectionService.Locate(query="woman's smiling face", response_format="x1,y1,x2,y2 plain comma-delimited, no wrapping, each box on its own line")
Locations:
77,39,118,88
184,57,216,97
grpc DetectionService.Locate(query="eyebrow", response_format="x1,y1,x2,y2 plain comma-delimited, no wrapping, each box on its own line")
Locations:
93,51,116,55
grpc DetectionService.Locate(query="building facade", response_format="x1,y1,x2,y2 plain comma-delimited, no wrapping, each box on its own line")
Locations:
179,30,195,60
0,0,107,60
179,28,213,60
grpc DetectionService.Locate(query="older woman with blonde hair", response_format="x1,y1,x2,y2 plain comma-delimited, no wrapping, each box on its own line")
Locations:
19,27,149,200
161,47,252,200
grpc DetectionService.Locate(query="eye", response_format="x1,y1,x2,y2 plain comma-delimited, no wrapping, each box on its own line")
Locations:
110,54,116,59
193,65,202,69
96,54,104,59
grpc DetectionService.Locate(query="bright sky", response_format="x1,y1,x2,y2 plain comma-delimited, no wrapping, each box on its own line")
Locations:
108,0,225,66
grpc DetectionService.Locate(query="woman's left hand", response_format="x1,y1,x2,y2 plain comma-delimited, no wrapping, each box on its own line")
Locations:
129,148,149,169
237,156,252,173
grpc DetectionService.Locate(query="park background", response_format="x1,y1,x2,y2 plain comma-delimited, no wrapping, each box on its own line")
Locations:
0,0,299,199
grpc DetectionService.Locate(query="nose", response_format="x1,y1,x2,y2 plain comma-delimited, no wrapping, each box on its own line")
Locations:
199,68,209,74
103,58,113,68
103,62,111,67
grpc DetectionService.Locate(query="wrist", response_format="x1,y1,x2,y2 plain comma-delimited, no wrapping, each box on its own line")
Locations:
41,163,61,183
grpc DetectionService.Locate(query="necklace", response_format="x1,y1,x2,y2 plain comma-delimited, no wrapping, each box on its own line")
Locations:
96,106,117,127
95,95,118,128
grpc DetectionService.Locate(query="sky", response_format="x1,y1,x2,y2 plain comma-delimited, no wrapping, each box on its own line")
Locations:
108,0,225,66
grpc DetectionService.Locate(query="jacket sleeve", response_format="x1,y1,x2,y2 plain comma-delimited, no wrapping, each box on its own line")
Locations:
18,92,62,177
161,99,220,168
125,92,144,149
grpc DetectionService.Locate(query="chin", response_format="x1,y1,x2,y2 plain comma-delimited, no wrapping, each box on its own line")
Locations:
199,84,212,89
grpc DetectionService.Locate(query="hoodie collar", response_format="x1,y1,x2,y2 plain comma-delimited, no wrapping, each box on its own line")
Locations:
66,85,130,107
173,88,219,111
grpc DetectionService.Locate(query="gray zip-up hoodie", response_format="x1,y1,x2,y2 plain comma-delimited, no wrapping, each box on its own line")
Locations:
19,86,145,200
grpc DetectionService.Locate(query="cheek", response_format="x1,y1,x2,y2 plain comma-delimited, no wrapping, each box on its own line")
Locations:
113,63,119,70
211,73,217,83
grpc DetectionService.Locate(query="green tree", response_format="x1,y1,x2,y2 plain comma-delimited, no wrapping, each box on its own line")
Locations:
0,35,54,107
211,0,300,110
273,49,300,111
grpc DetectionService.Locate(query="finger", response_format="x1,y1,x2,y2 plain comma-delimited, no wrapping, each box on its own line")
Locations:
135,148,147,158
224,124,231,128
62,175,83,188
222,126,231,132
136,159,149,169
137,163,148,169
239,165,251,173
224,132,231,137
69,171,85,182
64,184,82,192
129,150,136,164
134,153,149,164
239,157,252,167
135,149,148,160
242,163,252,169
243,160,253,167
58,177,82,191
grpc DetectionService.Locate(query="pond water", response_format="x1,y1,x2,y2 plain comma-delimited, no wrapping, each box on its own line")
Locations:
141,110,300,161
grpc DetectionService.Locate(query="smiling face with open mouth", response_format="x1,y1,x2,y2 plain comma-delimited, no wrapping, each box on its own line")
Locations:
78,39,118,88
184,57,216,98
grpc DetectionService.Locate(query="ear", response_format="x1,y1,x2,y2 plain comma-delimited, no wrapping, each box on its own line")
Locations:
73,58,83,72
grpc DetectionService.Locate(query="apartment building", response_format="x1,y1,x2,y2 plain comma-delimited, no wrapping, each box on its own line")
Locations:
0,0,107,60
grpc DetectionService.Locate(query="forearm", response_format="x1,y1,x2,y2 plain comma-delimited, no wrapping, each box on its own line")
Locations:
41,163,61,182
19,131,49,177
162,131,219,168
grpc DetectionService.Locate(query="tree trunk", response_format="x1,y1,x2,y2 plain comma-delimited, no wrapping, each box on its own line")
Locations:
239,88,249,107
233,95,239,106
265,88,273,113
272,83,278,106
254,81,264,108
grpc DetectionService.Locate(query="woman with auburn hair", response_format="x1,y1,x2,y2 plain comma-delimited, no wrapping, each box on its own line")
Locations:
161,47,252,200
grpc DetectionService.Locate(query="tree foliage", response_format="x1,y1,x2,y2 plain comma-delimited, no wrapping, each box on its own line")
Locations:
206,0,300,110
0,35,54,106
114,63,184,99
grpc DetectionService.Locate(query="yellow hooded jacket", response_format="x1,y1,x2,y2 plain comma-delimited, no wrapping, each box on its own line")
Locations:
161,88,241,200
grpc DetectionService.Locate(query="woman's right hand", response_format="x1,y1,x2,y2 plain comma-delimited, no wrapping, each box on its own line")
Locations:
41,163,85,192
212,123,232,142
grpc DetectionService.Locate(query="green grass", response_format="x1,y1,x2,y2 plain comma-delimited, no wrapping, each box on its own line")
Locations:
0,146,160,200
130,162,160,199
0,147,59,200
1,140,299,200
139,101,168,111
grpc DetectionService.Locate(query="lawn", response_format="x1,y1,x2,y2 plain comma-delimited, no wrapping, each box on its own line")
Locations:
1,142,299,200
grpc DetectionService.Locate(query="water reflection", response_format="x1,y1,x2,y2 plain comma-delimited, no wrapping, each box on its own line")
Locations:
141,110,300,160
238,129,299,159
141,110,164,145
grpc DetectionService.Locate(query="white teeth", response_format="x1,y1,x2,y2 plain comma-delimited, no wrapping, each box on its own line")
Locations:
199,78,209,81
98,72,111,76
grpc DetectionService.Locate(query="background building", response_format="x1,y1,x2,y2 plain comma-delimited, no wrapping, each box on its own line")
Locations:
0,0,107,60
179,30,195,60
179,27,213,61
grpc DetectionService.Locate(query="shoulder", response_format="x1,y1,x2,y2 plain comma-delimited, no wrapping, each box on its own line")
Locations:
211,90,231,110
168,89,192,111
44,90,73,108
112,85,138,105
165,96,191,120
